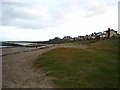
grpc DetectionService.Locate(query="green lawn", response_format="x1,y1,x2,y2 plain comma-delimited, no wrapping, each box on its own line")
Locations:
33,46,118,88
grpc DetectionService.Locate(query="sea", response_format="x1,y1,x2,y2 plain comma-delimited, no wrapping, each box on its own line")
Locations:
14,43,34,46
0,42,35,48
0,46,11,48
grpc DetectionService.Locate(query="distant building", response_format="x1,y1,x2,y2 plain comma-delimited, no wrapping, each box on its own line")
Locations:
77,36,85,40
49,37,63,44
63,36,73,41
73,37,78,41
104,28,118,38
95,32,103,40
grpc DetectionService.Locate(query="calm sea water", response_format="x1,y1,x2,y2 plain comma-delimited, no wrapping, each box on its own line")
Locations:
0,42,35,48
0,46,11,48
14,43,34,46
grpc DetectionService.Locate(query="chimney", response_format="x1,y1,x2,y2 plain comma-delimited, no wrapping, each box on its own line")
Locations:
108,28,110,38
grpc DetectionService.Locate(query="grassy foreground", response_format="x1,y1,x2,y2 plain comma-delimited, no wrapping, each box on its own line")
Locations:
33,38,118,88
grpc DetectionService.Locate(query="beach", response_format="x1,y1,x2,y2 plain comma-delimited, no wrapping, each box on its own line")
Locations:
2,45,57,88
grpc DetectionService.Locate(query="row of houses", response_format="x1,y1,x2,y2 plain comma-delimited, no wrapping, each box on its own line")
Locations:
62,28,119,41
49,28,119,43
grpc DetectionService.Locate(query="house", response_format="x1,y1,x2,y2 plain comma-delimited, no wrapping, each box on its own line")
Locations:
63,36,73,41
73,37,78,40
87,33,96,40
78,36,85,40
91,33,96,40
102,31,108,38
73,36,85,40
112,33,120,38
94,32,101,40
104,28,118,38
84,35,89,40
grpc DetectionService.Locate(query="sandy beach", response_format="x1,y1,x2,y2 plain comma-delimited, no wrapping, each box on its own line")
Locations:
2,45,57,88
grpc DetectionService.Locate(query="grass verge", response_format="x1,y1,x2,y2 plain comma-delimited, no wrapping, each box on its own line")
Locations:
33,47,118,88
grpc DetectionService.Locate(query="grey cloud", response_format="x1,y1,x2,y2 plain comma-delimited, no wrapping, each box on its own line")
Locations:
2,2,71,29
1,2,55,29
1,0,117,29
1,1,71,29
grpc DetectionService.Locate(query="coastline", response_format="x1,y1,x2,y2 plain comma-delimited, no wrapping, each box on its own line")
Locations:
2,45,57,88
2,44,87,88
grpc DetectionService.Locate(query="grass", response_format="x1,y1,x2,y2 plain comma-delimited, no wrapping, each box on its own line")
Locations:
33,38,118,88
89,38,119,54
64,39,98,45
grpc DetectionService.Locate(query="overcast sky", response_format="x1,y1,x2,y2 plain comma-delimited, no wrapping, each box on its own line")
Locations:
0,0,119,41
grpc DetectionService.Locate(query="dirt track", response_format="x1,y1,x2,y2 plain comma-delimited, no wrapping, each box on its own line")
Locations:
2,44,87,88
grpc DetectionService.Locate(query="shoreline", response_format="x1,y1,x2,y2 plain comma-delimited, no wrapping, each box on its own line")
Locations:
1,44,55,57
2,45,57,88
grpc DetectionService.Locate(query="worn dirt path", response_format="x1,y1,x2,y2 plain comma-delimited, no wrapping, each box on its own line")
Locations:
2,44,87,88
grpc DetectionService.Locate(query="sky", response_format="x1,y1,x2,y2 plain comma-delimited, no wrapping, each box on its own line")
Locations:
0,0,119,41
